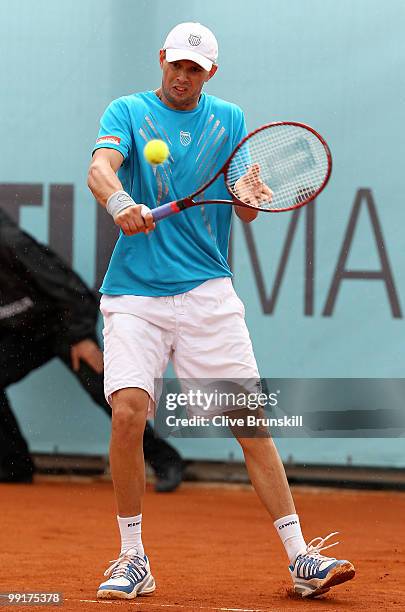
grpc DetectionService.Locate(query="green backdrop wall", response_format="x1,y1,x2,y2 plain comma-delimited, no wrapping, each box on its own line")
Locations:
1,0,404,466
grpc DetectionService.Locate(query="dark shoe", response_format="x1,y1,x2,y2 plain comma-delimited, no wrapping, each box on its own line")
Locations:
0,468,33,483
0,454,35,483
154,463,183,493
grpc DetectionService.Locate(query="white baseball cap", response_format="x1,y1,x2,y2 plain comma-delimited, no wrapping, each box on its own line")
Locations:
163,22,218,71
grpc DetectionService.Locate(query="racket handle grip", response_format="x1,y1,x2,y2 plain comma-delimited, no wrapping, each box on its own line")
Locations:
151,201,178,222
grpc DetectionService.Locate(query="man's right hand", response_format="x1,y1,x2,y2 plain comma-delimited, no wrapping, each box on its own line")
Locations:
115,204,156,236
88,150,156,236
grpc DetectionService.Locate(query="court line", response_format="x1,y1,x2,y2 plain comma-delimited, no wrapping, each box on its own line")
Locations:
70,600,268,612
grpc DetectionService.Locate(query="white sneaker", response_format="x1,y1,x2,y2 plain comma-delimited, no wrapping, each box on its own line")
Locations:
97,548,156,599
289,532,355,598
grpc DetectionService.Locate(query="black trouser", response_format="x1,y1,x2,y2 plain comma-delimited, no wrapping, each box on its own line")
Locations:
0,389,35,477
0,333,181,478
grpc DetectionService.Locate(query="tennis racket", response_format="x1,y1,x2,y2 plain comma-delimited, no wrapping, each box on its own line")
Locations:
151,121,332,222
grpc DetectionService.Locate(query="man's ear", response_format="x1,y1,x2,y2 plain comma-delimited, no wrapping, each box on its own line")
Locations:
159,49,165,68
206,64,218,82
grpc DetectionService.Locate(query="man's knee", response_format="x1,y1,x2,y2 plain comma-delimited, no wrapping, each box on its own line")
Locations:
111,388,149,438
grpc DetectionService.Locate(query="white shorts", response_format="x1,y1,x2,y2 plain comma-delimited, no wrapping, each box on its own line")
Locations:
100,277,260,417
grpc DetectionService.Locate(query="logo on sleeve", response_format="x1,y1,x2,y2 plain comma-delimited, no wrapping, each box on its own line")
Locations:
96,135,121,145
180,131,192,146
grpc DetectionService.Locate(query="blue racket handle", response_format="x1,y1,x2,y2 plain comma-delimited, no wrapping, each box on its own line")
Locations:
151,202,177,222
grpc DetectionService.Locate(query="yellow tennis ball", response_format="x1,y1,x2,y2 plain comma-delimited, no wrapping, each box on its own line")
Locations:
143,139,169,165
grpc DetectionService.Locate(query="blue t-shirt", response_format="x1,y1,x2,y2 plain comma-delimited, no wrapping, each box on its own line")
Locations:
93,91,247,296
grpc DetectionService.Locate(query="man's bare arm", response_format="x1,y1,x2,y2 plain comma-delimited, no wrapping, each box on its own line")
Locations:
87,148,124,206
87,148,155,236
235,205,258,223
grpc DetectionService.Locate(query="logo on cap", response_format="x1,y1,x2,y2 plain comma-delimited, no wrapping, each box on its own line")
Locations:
180,131,192,146
188,33,202,47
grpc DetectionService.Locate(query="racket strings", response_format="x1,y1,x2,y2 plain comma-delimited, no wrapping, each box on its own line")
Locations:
226,124,329,211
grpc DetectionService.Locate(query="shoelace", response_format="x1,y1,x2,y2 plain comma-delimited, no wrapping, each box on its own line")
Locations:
295,532,340,578
104,549,146,579
305,532,340,558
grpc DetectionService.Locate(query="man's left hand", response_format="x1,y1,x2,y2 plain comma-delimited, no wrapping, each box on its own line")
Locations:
234,163,273,207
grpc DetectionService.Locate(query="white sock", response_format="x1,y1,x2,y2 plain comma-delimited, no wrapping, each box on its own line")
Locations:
117,514,144,556
274,513,307,564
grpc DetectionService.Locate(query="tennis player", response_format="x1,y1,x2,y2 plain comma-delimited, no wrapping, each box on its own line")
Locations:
88,22,355,600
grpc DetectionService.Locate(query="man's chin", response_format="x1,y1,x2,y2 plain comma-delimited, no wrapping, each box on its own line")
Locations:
170,96,193,109
170,90,190,103
162,88,197,110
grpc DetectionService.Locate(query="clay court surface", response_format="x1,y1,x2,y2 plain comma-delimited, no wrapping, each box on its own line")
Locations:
1,479,404,611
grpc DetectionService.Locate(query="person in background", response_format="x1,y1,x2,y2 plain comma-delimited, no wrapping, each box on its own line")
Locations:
0,208,183,492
